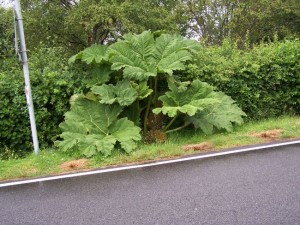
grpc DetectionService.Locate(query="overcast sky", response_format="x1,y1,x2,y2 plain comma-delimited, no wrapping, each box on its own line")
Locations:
0,0,13,8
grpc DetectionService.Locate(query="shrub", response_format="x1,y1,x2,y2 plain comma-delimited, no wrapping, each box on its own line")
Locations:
185,39,300,119
57,31,245,157
0,47,83,159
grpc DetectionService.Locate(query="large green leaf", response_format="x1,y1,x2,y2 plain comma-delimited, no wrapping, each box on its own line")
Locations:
108,31,156,81
69,45,108,64
120,101,141,126
154,34,200,75
153,80,220,117
83,64,113,87
68,52,83,64
123,32,155,60
109,118,141,153
108,31,200,81
57,96,141,157
131,81,153,100
187,92,247,134
153,79,246,133
91,80,138,106
81,44,108,64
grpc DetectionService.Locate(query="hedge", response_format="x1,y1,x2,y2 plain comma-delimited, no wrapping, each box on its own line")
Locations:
0,47,83,159
185,39,300,119
1,39,299,158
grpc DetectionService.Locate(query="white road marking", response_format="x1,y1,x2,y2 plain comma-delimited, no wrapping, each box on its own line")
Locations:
1,140,300,188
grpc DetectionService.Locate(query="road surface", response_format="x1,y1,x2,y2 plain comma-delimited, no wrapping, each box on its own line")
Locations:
0,143,299,225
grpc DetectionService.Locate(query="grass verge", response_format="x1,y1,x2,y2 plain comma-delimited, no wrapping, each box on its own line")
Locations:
1,116,300,182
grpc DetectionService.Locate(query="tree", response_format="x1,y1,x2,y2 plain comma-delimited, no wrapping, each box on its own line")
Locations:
3,0,299,54
175,0,237,45
18,0,182,53
173,0,300,46
228,0,300,45
0,7,14,59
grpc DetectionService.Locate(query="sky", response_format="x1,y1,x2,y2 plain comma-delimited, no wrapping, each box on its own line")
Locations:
0,0,13,8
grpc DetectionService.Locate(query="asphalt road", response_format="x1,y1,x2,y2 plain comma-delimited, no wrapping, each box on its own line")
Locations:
0,144,299,225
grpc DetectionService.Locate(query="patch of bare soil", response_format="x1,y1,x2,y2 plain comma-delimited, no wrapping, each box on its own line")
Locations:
182,142,214,151
249,129,283,140
60,159,89,171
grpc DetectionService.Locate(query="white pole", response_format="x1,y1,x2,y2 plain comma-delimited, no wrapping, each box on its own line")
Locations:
14,0,40,154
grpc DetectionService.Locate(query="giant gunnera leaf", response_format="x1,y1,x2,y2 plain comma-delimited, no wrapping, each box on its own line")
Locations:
91,80,138,106
57,96,141,157
69,45,112,87
153,79,246,134
91,80,153,106
69,44,108,64
83,64,113,88
153,34,200,75
108,31,200,81
108,31,156,81
153,80,221,117
187,92,247,134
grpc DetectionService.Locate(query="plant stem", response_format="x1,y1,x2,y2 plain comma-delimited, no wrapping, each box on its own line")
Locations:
154,76,158,104
143,95,152,133
143,79,153,133
165,122,192,134
163,115,179,132
136,100,140,114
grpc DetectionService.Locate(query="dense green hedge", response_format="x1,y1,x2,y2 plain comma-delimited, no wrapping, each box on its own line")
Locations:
185,39,300,119
1,39,299,158
0,48,83,159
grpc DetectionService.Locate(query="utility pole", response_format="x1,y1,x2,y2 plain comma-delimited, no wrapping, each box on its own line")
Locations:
14,0,40,154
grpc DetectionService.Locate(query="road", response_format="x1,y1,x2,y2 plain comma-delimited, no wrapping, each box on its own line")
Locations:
0,143,299,225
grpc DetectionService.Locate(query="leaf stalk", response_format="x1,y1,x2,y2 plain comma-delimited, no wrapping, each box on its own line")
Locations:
163,114,179,132
165,122,191,134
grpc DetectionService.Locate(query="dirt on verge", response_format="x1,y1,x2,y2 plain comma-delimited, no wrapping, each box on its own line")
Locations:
181,142,214,151
59,159,89,171
249,129,283,140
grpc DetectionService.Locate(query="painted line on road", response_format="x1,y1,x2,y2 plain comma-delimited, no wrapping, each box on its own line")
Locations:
1,140,300,188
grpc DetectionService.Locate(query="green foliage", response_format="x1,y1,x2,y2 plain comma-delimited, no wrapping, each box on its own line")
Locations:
186,39,300,119
174,0,234,44
153,80,220,117
60,31,245,156
18,0,181,53
57,95,141,157
91,80,138,106
132,81,153,100
0,30,247,158
69,44,109,64
0,47,83,159
154,34,200,74
3,0,299,54
83,64,113,87
69,31,201,129
69,44,114,87
0,7,14,58
108,31,200,81
108,31,156,81
229,0,300,45
2,0,299,159
154,80,246,134
187,92,246,134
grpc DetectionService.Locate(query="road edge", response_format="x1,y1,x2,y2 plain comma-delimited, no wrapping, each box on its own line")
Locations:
1,139,300,188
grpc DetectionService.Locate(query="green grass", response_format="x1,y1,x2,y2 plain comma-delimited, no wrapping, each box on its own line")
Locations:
1,116,300,182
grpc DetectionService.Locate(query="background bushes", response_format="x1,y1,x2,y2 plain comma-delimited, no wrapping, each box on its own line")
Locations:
0,47,83,159
1,39,299,159
185,39,300,120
